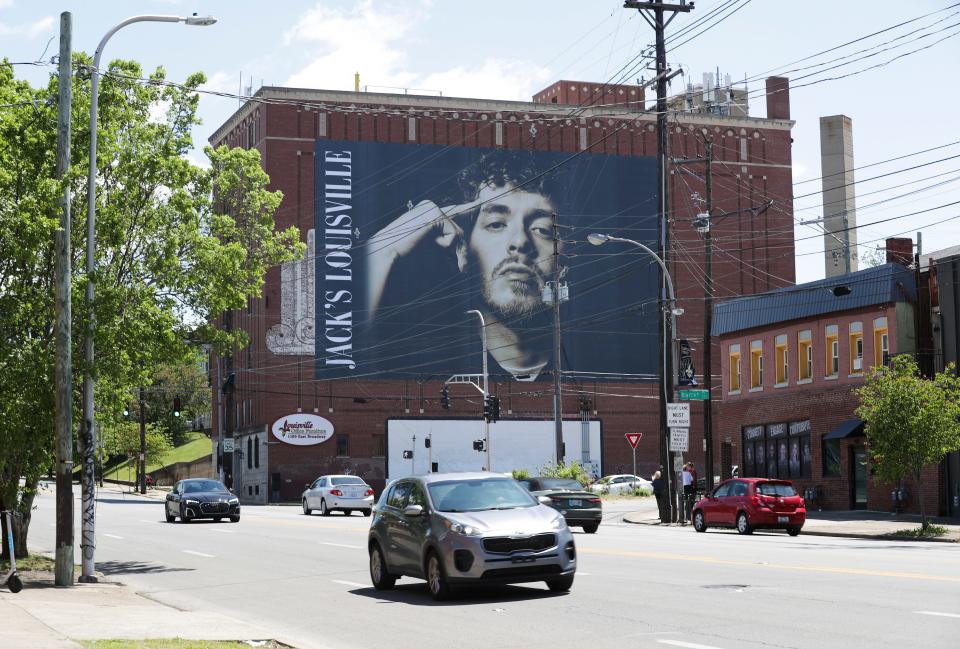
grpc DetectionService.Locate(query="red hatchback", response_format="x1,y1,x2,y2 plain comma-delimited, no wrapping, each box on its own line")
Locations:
692,478,806,536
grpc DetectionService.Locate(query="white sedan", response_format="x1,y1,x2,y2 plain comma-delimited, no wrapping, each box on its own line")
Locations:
302,475,375,516
588,474,653,495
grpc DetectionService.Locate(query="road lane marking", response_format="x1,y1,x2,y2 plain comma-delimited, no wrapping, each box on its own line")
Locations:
319,542,363,549
332,579,368,588
658,641,723,649
103,534,124,540
916,611,960,618
182,550,215,558
139,519,161,524
577,572,593,576
578,547,960,583
208,528,236,534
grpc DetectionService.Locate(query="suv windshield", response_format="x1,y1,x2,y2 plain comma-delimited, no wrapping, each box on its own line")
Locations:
757,482,797,497
183,480,227,493
331,477,366,486
428,478,536,512
537,478,583,491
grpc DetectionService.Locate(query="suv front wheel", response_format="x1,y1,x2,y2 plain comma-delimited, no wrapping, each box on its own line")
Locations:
426,552,452,601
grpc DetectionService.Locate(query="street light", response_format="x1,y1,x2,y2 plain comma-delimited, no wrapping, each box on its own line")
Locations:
79,11,216,585
465,309,490,471
588,232,680,522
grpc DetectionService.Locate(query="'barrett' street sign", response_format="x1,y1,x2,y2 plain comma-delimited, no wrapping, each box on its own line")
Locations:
679,389,709,401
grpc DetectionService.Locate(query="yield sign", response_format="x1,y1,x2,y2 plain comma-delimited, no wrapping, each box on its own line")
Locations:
625,433,642,449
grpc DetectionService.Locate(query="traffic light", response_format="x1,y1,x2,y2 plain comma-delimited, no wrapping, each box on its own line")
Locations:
440,386,450,410
472,439,485,452
424,437,431,448
483,395,500,423
173,396,182,418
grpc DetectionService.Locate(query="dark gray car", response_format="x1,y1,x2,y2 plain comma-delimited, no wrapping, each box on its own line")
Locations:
368,473,576,600
165,479,240,523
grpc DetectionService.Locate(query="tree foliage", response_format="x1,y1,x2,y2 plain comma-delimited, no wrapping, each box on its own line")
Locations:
0,55,303,556
855,355,960,526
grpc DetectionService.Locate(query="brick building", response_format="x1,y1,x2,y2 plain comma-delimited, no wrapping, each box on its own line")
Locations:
208,77,797,503
713,258,952,515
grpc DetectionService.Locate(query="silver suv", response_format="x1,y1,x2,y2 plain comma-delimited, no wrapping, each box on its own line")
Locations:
368,473,576,600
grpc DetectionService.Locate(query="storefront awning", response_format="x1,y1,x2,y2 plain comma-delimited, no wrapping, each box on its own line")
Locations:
823,418,865,440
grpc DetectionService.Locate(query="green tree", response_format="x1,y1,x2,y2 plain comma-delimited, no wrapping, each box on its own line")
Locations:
0,56,303,557
855,355,960,528
538,461,592,486
99,421,173,476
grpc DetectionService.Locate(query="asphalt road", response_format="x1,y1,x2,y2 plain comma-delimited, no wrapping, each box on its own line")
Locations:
26,485,960,649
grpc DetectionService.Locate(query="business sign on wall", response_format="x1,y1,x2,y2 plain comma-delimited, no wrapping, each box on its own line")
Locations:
314,141,658,381
271,413,334,446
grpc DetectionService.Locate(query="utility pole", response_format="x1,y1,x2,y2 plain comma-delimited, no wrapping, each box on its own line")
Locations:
674,142,715,491
139,386,146,494
551,212,564,465
224,310,235,489
702,143,714,492
54,11,74,588
625,0,693,522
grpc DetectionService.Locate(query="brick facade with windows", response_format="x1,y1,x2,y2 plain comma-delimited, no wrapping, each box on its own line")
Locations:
209,79,796,503
713,262,948,515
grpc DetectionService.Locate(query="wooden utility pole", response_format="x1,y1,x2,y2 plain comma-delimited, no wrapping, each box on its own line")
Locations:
624,0,693,522
139,386,146,494
551,211,563,465
54,11,74,587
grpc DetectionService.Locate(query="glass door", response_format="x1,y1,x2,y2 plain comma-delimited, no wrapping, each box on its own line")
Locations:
850,445,868,509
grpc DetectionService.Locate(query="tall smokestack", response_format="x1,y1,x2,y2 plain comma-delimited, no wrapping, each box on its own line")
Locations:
820,115,858,277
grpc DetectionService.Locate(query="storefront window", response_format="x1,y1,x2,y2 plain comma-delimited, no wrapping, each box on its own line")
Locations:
823,437,841,477
742,421,811,480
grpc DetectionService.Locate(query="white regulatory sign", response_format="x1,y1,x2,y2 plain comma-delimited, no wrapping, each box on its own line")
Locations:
670,427,689,452
666,403,690,428
222,438,235,453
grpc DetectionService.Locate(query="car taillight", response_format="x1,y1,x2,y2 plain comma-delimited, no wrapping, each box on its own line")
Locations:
587,498,601,505
330,489,343,496
751,496,762,507
364,489,374,497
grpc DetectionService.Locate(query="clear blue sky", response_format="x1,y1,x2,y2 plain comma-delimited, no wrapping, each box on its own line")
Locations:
4,0,959,284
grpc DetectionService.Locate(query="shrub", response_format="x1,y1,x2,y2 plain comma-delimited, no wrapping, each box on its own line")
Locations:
538,461,591,486
511,468,530,480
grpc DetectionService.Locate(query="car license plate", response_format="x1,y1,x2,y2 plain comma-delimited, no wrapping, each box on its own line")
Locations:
778,516,789,523
569,499,582,507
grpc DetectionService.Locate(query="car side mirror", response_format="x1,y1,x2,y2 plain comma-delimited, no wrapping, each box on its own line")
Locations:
165,493,173,501
537,496,553,505
403,504,424,517
304,483,311,491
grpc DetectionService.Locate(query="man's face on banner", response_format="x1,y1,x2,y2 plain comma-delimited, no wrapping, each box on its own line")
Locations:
467,182,556,318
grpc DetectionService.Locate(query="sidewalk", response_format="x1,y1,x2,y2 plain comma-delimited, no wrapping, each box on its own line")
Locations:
622,502,960,542
0,573,292,648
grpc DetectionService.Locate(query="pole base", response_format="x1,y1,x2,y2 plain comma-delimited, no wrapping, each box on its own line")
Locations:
78,575,98,583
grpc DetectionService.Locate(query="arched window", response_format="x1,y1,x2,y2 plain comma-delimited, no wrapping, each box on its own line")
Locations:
247,437,253,469
254,436,260,468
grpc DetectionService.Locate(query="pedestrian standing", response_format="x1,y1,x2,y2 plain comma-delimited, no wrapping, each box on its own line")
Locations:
682,463,694,523
651,470,668,523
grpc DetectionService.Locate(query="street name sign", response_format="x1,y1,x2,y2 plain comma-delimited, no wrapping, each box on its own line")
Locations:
625,433,642,449
679,389,709,401
666,403,690,427
670,427,689,452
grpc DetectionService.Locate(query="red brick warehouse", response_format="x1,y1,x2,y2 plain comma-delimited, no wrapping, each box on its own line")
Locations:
209,76,796,503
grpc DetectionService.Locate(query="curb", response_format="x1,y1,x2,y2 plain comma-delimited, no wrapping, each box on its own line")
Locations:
621,515,960,542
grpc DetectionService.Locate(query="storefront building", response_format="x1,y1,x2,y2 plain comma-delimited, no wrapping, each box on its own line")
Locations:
713,260,945,515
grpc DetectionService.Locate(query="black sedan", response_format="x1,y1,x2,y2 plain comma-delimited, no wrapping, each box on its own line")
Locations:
518,477,602,533
165,479,240,523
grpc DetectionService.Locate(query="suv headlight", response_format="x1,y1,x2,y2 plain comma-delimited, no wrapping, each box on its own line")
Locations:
228,497,239,504
184,499,199,505
443,518,481,536
550,516,567,530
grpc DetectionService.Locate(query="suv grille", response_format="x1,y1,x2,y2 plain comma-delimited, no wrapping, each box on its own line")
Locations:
200,502,229,514
483,533,556,554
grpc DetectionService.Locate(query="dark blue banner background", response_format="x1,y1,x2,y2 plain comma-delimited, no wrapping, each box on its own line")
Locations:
315,140,659,381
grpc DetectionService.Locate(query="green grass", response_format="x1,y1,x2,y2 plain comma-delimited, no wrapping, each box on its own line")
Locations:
0,553,56,572
80,641,287,649
102,432,210,482
890,525,948,538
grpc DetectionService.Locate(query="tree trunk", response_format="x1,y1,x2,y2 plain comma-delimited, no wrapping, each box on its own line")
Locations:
916,469,928,530
13,484,36,559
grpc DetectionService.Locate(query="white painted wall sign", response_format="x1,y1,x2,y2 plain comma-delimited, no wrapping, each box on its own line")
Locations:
271,413,334,446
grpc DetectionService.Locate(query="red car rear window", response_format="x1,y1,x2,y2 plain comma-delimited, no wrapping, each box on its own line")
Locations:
756,482,797,497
